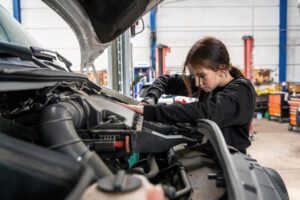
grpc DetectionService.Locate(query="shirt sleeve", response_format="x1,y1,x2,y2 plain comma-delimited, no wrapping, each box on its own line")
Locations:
143,81,254,128
142,74,197,104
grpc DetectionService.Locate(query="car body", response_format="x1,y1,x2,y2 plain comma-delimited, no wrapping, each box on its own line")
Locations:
0,1,289,200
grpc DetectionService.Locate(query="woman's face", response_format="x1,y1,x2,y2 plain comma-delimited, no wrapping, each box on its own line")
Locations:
189,65,222,92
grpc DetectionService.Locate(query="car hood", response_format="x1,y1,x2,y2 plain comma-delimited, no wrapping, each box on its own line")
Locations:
42,0,162,70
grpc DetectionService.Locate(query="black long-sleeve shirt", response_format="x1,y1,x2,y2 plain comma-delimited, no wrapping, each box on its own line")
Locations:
142,74,256,152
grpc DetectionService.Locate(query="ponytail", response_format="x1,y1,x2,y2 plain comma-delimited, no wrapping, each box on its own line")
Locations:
229,65,244,79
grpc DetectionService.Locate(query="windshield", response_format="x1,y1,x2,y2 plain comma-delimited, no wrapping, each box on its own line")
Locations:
0,5,39,47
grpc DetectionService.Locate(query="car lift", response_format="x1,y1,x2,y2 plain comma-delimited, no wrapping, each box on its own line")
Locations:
243,35,255,139
156,44,171,77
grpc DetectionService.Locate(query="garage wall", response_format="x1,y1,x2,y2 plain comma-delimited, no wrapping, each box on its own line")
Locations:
131,0,300,82
158,0,279,75
0,0,108,71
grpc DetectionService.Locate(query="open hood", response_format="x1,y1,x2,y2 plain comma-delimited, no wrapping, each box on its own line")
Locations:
42,0,162,70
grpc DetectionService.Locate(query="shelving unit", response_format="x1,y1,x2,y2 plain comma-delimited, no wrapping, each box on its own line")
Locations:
287,97,300,132
268,92,289,122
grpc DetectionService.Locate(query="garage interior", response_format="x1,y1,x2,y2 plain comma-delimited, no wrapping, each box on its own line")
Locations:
1,0,300,199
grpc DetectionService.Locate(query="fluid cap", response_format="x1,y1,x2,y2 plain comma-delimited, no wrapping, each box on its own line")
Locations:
97,170,142,193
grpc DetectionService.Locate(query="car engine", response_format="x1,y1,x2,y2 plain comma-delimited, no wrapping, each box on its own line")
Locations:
0,82,227,199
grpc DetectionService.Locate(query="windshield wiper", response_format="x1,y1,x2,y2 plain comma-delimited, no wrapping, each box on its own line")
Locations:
0,41,32,60
0,42,72,72
0,68,41,74
30,46,72,72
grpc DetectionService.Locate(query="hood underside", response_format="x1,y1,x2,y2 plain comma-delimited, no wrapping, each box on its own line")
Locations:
42,0,163,70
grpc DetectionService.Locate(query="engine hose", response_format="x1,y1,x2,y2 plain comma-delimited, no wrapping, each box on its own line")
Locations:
38,101,112,178
145,154,159,179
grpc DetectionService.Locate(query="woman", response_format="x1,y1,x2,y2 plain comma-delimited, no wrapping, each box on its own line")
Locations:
122,36,255,153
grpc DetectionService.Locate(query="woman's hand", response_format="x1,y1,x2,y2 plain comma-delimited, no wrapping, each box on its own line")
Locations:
117,102,144,114
137,101,147,106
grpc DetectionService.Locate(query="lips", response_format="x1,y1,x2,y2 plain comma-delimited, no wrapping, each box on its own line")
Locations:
201,87,211,92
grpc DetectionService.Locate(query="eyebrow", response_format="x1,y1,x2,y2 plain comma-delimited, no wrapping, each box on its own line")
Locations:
194,72,205,76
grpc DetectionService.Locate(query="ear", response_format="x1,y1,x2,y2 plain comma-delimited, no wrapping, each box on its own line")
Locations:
217,69,227,78
217,71,222,78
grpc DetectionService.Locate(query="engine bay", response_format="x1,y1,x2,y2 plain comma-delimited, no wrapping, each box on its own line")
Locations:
0,82,228,199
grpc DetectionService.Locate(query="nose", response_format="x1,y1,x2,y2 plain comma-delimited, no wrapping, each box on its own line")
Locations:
195,76,200,86
195,76,204,87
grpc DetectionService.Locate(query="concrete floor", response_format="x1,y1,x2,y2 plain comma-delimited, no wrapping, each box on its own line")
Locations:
248,118,300,200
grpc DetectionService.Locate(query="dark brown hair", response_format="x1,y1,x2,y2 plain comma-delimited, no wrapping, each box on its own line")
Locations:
182,36,243,96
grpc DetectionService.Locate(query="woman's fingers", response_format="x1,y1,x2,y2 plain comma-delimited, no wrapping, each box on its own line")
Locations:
116,102,144,114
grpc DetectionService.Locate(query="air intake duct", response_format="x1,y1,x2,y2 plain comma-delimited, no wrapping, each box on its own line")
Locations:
38,100,112,178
